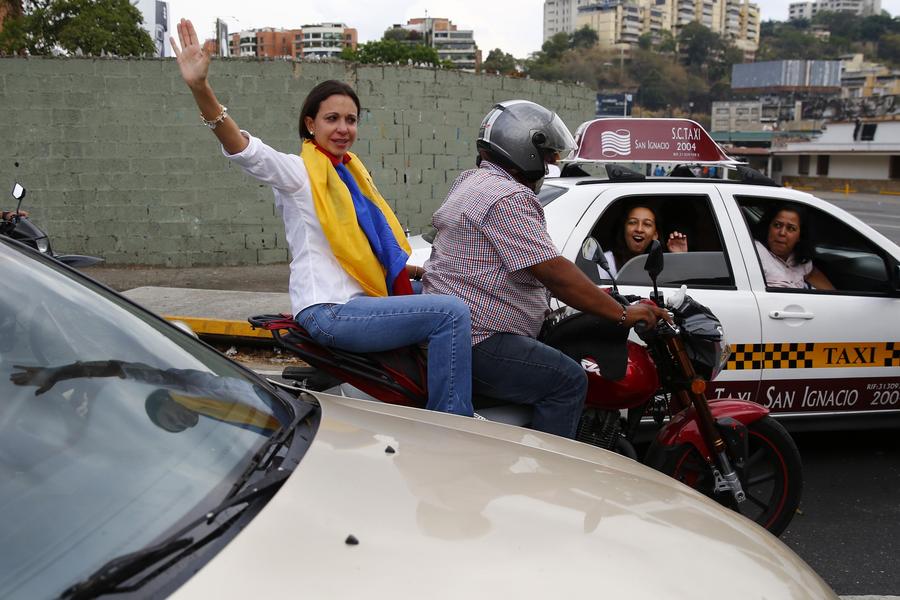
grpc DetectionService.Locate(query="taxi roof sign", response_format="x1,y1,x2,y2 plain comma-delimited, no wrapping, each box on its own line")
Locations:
570,118,742,165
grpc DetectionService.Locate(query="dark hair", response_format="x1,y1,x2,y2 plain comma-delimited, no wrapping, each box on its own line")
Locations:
754,202,813,263
298,80,361,139
145,389,196,433
612,202,661,269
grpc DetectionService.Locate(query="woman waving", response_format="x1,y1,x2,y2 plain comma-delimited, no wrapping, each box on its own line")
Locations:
170,19,472,416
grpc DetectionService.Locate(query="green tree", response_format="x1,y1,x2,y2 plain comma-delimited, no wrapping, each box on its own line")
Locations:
756,22,825,60
0,0,153,56
878,32,900,64
637,32,654,50
341,39,442,66
541,31,570,61
382,27,422,42
570,25,598,49
658,29,677,53
382,27,409,42
483,48,516,74
678,22,720,70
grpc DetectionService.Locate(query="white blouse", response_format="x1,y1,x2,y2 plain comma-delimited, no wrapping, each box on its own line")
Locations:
224,132,365,317
754,240,812,288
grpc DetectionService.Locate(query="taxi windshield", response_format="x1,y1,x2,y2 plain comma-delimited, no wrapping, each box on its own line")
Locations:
0,242,296,599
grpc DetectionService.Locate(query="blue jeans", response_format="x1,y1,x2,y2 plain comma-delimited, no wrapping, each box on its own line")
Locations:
296,294,472,416
472,333,586,438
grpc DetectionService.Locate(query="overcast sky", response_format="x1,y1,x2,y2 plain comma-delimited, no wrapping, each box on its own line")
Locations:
167,0,899,59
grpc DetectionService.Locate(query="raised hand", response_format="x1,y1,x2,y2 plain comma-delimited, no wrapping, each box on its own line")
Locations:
170,18,209,90
11,365,60,395
667,231,688,253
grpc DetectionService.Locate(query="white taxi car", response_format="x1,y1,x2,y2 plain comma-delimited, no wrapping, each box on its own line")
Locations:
412,118,900,430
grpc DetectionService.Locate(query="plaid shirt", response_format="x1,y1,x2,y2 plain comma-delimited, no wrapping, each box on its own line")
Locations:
423,161,558,345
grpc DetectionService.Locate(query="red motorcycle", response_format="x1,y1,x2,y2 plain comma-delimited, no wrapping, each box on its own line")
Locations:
250,239,802,535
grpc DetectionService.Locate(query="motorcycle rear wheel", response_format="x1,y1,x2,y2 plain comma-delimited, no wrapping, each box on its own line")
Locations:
663,416,802,536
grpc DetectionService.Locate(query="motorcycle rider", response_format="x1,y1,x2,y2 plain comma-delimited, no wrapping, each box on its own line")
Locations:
423,100,670,438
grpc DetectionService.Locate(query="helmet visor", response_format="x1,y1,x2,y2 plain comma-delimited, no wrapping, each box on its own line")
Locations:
534,112,576,162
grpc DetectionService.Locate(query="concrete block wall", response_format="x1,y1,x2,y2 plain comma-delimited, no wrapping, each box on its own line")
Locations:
0,57,596,266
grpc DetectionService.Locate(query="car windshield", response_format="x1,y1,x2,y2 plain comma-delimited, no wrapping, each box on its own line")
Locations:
0,242,295,599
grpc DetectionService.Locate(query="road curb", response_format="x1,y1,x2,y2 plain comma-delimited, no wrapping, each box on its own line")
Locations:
164,315,274,342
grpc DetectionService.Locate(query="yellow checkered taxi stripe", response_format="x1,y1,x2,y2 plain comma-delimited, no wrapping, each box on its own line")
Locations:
726,342,900,370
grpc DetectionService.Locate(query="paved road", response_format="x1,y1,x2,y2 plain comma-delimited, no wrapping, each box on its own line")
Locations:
816,191,900,246
781,428,900,596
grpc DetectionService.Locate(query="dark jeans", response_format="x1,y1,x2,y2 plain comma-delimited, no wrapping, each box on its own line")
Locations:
472,332,586,438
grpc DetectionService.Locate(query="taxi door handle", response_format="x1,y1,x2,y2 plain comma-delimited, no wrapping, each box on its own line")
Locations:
769,310,814,320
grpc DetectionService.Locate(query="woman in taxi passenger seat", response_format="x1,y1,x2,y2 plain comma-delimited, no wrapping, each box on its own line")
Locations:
753,203,834,290
600,203,688,278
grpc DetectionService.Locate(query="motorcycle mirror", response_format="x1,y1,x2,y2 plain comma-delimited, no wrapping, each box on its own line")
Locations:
582,236,619,294
11,183,26,216
644,239,664,279
644,239,664,306
581,237,603,263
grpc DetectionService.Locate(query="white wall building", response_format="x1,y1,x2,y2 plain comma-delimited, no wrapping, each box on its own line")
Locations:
788,0,882,20
773,121,900,186
300,23,357,59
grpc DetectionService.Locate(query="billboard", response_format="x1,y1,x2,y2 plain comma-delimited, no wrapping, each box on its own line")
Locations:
732,60,841,92
596,93,633,117
135,0,169,57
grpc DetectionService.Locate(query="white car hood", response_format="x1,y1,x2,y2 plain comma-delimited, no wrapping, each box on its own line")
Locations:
174,395,835,599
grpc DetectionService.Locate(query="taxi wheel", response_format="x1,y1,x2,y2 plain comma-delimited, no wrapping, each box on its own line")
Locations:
668,416,803,536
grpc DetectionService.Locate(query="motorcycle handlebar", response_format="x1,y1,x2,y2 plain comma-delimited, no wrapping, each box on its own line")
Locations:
633,320,650,335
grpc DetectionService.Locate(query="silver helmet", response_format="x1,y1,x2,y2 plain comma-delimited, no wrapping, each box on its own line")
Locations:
477,100,576,182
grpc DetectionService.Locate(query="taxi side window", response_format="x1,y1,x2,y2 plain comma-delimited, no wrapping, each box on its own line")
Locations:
736,196,893,295
577,195,735,289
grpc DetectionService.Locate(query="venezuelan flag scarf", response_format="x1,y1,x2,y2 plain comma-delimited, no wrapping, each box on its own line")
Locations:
301,140,412,296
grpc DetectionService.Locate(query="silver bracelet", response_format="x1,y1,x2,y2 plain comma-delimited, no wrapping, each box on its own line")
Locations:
616,306,628,326
201,105,228,129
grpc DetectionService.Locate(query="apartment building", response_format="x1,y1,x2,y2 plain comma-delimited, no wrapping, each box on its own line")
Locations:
230,28,302,58
300,23,357,59
789,0,881,20
544,0,594,39
564,0,759,57
393,18,481,70
226,23,355,59
840,53,900,98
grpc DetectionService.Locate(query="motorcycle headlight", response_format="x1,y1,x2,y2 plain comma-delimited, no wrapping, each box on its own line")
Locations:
36,237,50,253
710,333,732,381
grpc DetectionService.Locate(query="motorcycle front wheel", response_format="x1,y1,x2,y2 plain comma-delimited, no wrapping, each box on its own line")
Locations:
662,416,802,536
